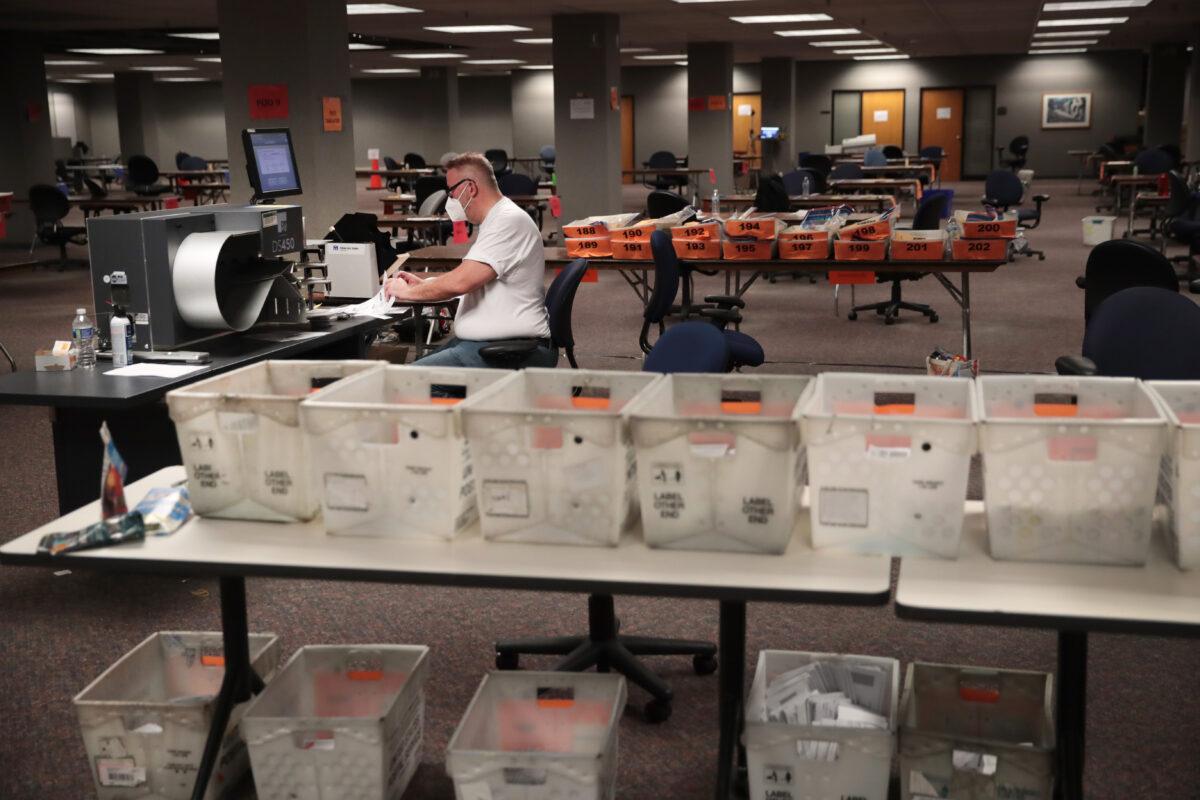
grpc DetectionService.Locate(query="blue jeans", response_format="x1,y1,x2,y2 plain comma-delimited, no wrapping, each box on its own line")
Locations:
414,336,559,368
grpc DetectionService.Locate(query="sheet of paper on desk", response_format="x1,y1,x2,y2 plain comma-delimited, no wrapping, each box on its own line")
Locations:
246,330,329,343
104,363,206,378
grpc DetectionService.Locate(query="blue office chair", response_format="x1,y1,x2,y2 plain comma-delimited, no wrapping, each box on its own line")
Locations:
831,162,864,180
179,155,207,171
1132,147,1174,176
918,146,944,185
1076,239,1178,325
538,144,556,179
799,154,833,178
642,231,764,370
1164,170,1200,290
849,192,948,325
497,172,538,197
643,322,730,373
1057,287,1200,379
983,169,1049,260
479,258,589,369
864,148,888,166
782,168,824,195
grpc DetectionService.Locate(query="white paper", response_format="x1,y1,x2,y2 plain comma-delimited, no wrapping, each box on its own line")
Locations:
367,148,380,161
105,363,206,379
570,98,595,120
936,106,952,120
738,104,753,117
245,330,330,343
873,110,888,122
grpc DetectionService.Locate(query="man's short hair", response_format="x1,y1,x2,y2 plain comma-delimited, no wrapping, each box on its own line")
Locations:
443,152,498,190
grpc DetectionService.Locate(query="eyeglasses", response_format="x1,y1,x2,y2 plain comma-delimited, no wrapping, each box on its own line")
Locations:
447,177,476,195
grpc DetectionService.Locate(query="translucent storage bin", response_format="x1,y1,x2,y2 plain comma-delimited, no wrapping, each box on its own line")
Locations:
243,645,430,800
1145,381,1200,568
74,631,280,800
167,360,381,522
300,366,509,540
446,671,626,800
801,373,978,558
459,369,660,546
899,662,1054,800
744,650,899,800
626,374,813,553
977,376,1169,565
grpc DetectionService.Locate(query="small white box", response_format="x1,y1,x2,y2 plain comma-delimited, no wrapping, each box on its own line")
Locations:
899,662,1055,800
744,650,900,800
324,241,380,299
1145,381,1200,568
243,645,429,800
801,373,978,557
167,360,382,522
446,671,627,800
976,376,1168,565
626,373,813,554
74,631,280,800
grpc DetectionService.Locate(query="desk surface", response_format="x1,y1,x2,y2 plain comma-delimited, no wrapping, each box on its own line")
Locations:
0,316,385,410
719,193,896,207
0,467,893,605
356,167,438,176
624,168,709,175
1109,174,1159,184
896,500,1200,637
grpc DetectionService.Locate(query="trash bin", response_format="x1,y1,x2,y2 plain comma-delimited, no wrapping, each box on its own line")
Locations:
1082,215,1116,245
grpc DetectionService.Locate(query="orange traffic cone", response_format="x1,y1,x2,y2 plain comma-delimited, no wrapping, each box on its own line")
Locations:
369,157,383,190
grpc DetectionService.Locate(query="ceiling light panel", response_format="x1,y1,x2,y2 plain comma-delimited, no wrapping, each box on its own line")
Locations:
1042,0,1149,10
68,48,163,55
775,28,861,37
1036,16,1128,25
168,32,220,40
731,14,833,23
346,3,422,13
425,25,531,33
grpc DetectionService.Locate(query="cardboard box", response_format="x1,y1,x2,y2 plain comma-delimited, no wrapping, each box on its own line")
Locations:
951,237,1006,260
834,239,887,261
565,236,613,258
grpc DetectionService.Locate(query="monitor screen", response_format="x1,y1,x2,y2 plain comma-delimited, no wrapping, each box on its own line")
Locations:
242,128,302,199
760,126,781,140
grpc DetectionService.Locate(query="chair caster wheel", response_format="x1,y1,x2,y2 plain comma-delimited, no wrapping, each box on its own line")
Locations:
644,698,672,724
1038,254,1045,261
875,306,886,315
847,312,858,320
496,652,519,670
1075,276,1087,289
693,654,718,676
1189,279,1200,295
885,316,895,325
929,314,939,323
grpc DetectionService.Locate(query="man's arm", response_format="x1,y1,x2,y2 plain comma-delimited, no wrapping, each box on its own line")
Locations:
385,259,496,302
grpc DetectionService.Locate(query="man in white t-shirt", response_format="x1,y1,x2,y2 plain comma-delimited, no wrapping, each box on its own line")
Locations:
384,152,556,368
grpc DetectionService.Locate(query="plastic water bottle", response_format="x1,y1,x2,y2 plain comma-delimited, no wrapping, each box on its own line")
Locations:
712,188,721,217
72,308,96,369
801,175,812,196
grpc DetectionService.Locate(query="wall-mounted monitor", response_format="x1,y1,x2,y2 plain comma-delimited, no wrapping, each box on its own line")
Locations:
760,126,781,140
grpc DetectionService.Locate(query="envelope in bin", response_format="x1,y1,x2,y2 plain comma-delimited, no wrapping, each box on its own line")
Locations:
561,212,639,239
839,205,899,241
954,209,1018,239
794,204,853,232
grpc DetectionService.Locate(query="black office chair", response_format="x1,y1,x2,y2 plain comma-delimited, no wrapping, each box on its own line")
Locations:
782,168,824,195
983,170,1048,261
646,189,689,219
918,146,944,185
413,175,448,211
882,145,904,160
997,135,1030,171
180,155,207,171
1076,239,1179,326
402,152,426,169
754,174,790,212
849,192,947,325
830,162,864,180
498,172,543,229
1159,144,1183,171
484,148,511,177
539,145,556,179
83,177,107,199
643,150,687,191
642,320,734,373
126,155,170,196
643,231,764,370
383,156,405,191
1056,287,1200,378
799,154,833,178
480,257,589,369
174,151,189,169
1163,171,1200,289
28,184,87,270
1132,147,1174,176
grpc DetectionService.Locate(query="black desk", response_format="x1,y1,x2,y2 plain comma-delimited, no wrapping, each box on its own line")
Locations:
0,316,387,514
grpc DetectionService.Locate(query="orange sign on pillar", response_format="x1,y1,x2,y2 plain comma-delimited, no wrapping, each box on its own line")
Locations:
248,84,289,119
322,97,343,132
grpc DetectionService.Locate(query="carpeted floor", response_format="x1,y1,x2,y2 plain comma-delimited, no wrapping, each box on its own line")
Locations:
1,179,1199,799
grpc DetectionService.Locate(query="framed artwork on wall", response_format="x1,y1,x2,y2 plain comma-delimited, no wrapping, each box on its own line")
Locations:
1041,92,1092,129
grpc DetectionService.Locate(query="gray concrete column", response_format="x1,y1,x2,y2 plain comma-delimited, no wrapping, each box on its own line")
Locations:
512,70,555,160
0,34,55,246
1186,31,1200,161
421,66,459,160
760,57,796,176
217,0,356,233
114,73,160,164
688,42,734,197
1144,42,1190,149
551,13,621,221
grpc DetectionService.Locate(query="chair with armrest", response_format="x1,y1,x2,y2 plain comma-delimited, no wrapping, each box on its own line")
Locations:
1075,239,1180,331
863,148,887,167
28,184,87,270
983,169,1048,261
849,192,947,325
997,135,1029,171
646,189,690,219
478,257,588,369
782,168,824,196
1055,287,1200,379
1164,170,1200,290
642,320,733,373
799,154,833,178
125,155,170,196
383,156,405,191
830,162,864,180
643,150,687,191
538,145,556,179
484,148,511,177
881,145,904,160
413,175,448,211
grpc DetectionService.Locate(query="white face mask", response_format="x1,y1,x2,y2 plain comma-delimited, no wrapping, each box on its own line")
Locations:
446,181,474,222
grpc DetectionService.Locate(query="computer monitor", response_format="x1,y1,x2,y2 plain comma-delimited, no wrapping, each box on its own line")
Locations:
242,128,302,200
760,126,781,140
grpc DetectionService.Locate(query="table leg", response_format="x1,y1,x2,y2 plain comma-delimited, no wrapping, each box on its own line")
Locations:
191,576,263,800
1126,190,1136,238
716,600,747,800
1056,630,1087,800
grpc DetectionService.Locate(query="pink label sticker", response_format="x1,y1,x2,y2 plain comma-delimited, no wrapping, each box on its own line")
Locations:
1047,436,1097,461
452,220,469,244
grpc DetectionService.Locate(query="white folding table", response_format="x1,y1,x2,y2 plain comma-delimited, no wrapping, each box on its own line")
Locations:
0,466,892,800
896,500,1200,800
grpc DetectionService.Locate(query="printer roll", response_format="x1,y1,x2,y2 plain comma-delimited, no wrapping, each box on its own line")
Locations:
172,230,279,331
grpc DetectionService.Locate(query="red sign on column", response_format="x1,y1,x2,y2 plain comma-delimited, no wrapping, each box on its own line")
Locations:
248,84,289,119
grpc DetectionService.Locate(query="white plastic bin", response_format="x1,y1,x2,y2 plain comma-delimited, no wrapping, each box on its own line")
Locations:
300,366,509,540
801,373,978,558
977,376,1168,565
167,360,382,522
243,644,430,800
626,374,813,554
74,631,280,800
446,671,627,800
1081,215,1115,246
899,662,1055,800
459,368,660,546
744,650,899,800
1145,381,1200,568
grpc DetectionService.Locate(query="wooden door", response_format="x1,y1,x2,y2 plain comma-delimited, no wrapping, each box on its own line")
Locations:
732,93,761,162
860,90,905,151
920,88,965,181
620,95,635,184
